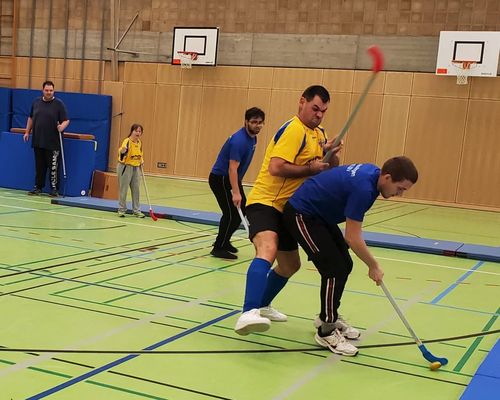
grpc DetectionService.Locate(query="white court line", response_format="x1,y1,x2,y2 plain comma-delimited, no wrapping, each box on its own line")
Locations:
0,286,236,379
273,282,439,400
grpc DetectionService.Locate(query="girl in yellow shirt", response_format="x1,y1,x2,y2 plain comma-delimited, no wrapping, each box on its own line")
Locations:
117,123,145,217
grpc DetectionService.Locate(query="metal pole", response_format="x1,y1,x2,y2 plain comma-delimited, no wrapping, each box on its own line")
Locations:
79,0,88,92
62,0,69,91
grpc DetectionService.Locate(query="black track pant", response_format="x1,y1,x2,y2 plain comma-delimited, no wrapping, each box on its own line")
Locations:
283,202,353,323
34,147,60,190
209,173,246,249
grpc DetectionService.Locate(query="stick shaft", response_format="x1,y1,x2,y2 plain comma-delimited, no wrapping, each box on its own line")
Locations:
140,165,153,208
58,130,67,177
380,281,422,346
323,73,378,163
237,206,250,235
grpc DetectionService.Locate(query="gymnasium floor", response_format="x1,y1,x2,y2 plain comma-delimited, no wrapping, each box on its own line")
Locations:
0,176,499,400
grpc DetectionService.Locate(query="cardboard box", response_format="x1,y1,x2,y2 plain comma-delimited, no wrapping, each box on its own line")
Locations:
91,170,118,200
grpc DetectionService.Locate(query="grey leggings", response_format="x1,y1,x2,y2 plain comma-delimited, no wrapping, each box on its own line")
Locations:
117,163,141,213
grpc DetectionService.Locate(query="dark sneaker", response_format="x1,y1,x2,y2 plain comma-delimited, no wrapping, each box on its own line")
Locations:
210,248,237,260
28,187,42,195
224,243,239,253
49,189,59,197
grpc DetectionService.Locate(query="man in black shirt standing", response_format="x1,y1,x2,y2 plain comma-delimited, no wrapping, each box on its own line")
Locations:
23,81,70,197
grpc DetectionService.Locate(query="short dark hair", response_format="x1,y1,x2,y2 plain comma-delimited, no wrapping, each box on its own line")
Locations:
302,85,330,103
381,156,418,183
128,123,144,137
42,80,55,89
245,107,265,121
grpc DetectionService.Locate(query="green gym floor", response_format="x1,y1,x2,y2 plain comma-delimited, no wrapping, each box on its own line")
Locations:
0,176,499,400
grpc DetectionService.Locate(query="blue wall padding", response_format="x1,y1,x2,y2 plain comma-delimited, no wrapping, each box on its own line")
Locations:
51,196,499,262
0,131,96,196
11,89,111,171
362,231,462,255
460,339,500,399
0,87,11,132
456,244,500,263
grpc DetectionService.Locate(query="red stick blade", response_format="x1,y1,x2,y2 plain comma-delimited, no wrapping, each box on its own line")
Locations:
367,45,384,73
150,210,158,221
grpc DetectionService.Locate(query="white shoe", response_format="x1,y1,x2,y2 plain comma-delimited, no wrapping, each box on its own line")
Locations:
235,309,271,336
315,329,359,356
313,315,361,340
260,306,287,322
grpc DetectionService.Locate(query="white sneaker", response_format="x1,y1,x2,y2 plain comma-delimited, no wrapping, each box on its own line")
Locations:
313,315,361,339
235,309,271,336
259,306,287,322
315,329,359,356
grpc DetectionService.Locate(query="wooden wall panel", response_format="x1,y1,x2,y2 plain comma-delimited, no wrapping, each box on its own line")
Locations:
412,73,469,98
202,66,250,88
343,94,383,165
124,62,157,83
181,68,204,86
157,64,181,85
195,87,249,178
249,67,274,89
457,100,500,207
322,70,354,93
174,86,203,176
404,97,467,202
376,95,410,166
470,77,500,101
272,68,324,90
102,81,124,171
385,72,413,95
121,83,156,170
353,71,385,94
151,85,181,175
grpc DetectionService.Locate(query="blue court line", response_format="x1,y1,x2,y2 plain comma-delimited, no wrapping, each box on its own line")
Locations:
27,309,239,400
431,261,484,304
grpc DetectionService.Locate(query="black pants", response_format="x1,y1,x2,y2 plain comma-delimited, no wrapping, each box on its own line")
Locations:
209,173,246,249
34,147,60,190
283,202,353,324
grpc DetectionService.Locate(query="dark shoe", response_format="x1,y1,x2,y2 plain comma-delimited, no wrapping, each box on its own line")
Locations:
210,248,237,260
49,189,59,197
224,243,239,253
28,187,42,195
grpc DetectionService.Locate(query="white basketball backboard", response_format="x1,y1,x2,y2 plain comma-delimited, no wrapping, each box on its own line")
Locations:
436,31,500,77
171,27,219,67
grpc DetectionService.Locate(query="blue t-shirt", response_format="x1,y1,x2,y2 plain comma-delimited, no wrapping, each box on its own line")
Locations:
289,163,380,225
211,127,257,179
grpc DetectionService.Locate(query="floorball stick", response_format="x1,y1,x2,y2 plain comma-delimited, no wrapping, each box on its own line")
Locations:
237,206,250,235
380,281,448,369
323,45,384,163
140,165,158,221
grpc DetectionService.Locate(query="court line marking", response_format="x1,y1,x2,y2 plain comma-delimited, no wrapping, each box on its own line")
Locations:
272,283,439,399
26,310,239,400
431,261,485,304
0,284,239,380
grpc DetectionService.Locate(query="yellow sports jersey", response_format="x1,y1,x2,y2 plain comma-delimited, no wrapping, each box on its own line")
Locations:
118,138,143,166
247,115,327,212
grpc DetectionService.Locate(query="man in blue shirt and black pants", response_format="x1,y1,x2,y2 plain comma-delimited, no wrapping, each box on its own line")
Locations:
282,156,418,356
209,107,265,259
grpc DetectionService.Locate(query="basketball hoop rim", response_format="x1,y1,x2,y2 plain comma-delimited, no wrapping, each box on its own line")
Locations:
452,60,477,69
177,51,199,61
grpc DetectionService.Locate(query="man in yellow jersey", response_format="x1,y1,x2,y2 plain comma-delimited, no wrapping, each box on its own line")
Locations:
235,85,342,335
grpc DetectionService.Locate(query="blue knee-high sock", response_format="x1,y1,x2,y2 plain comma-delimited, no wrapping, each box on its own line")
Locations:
243,258,272,312
260,269,289,307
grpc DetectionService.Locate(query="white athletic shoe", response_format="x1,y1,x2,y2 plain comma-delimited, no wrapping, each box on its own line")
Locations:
234,309,271,336
315,329,359,356
313,315,361,340
260,306,287,322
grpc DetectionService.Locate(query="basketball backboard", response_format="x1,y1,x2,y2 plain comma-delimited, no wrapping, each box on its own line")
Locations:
436,31,500,78
171,27,219,67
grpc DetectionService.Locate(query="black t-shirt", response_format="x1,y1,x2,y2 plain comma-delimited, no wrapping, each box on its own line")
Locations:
29,97,68,150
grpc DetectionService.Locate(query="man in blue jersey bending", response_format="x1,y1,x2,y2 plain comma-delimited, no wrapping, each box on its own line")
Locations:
282,156,418,356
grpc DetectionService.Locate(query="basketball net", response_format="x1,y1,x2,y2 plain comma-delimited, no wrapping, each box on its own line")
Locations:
178,51,198,69
452,61,476,85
